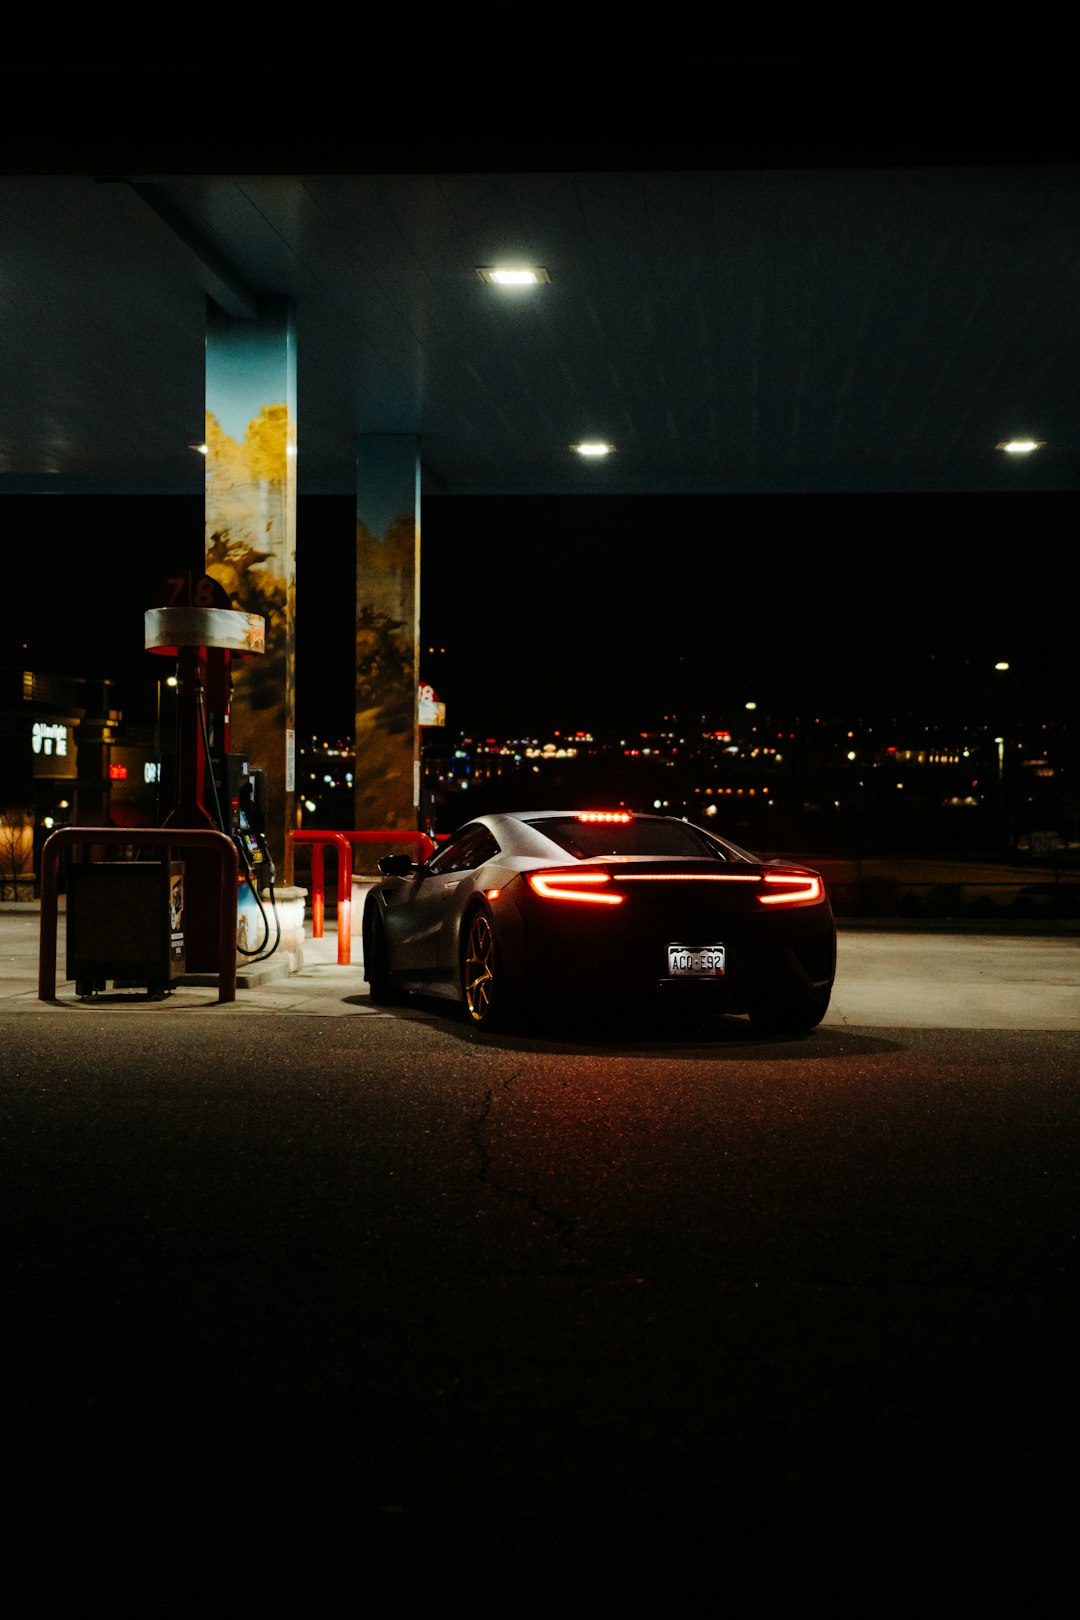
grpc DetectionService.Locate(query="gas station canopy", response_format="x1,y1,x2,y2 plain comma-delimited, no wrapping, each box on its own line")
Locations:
3,66,1080,502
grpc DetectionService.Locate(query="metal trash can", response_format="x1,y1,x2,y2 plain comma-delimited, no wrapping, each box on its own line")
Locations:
66,860,186,998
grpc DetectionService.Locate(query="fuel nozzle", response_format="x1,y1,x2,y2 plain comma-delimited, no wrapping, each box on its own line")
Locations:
256,834,276,887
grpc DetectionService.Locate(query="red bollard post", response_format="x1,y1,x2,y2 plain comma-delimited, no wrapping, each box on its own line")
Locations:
287,832,353,964
310,843,325,938
335,837,352,965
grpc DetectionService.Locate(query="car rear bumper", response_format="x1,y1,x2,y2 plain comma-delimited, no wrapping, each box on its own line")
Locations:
506,892,835,1014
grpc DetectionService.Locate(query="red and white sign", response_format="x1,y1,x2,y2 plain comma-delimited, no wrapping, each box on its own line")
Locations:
419,684,446,727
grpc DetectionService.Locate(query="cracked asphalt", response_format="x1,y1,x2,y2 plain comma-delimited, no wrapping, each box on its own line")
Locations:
3,915,1080,1611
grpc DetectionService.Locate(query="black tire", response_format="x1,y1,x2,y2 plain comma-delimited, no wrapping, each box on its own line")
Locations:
748,985,831,1036
364,908,399,1005
461,907,509,1031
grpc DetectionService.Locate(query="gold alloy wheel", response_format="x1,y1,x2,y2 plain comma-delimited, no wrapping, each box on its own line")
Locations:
463,911,496,1025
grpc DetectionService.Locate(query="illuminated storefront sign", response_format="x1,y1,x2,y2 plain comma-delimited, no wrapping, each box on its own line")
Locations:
32,722,68,757
106,747,157,804
31,722,76,779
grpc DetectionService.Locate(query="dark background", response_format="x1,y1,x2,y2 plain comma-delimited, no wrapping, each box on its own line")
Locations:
4,490,1074,741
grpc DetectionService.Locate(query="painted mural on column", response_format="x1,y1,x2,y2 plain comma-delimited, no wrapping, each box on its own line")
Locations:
354,512,419,831
204,399,296,867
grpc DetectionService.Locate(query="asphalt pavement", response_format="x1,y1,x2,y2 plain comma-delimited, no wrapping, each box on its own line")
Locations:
4,900,1079,1612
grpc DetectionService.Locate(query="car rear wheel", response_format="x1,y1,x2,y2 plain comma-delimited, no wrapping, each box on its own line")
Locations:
748,986,831,1036
461,908,507,1031
364,909,399,1004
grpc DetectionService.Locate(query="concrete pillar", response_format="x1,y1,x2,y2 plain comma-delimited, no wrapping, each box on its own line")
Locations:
204,297,297,879
354,435,421,832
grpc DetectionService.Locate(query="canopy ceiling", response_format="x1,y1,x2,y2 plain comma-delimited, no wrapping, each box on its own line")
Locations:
3,63,1078,501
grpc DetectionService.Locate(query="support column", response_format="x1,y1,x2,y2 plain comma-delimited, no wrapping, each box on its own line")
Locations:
204,297,297,880
354,436,421,831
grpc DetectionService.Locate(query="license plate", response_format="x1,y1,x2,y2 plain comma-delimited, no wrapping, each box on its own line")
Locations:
667,944,725,977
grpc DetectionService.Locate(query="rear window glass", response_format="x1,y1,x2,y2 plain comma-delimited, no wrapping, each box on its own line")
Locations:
527,816,733,860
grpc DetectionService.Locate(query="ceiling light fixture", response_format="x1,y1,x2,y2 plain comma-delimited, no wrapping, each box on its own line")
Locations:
572,441,614,458
995,438,1044,454
477,266,550,286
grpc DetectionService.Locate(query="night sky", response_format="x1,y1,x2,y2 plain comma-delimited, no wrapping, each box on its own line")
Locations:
5,491,1076,743
418,492,1077,740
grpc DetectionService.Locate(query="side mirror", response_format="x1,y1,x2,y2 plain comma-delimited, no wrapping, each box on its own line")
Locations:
377,853,416,878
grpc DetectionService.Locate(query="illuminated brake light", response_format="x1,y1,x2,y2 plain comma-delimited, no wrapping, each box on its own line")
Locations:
614,873,759,883
759,872,823,906
527,870,624,906
576,811,632,823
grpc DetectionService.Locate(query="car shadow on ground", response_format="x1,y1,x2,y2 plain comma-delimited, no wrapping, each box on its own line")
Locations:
343,992,902,1060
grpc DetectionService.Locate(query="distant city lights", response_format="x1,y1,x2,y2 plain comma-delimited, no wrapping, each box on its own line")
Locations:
288,706,1066,845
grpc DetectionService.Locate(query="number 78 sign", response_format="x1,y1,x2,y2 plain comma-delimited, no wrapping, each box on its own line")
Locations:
419,684,445,727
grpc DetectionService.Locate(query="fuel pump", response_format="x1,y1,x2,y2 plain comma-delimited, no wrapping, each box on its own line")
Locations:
229,761,280,959
145,574,272,970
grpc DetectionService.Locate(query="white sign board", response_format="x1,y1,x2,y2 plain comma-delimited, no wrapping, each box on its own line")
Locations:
418,683,445,727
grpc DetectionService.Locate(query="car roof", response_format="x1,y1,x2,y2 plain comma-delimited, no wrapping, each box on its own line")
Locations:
433,810,764,867
450,809,721,835
488,809,668,822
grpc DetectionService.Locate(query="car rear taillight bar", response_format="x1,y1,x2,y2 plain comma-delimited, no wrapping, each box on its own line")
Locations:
613,873,760,883
527,867,823,907
526,870,625,905
758,872,824,905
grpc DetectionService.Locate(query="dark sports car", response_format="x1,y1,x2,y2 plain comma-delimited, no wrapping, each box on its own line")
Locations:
362,809,835,1034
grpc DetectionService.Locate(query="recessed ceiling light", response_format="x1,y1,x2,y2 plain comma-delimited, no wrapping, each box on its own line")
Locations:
995,438,1044,454
477,266,550,286
572,441,614,458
